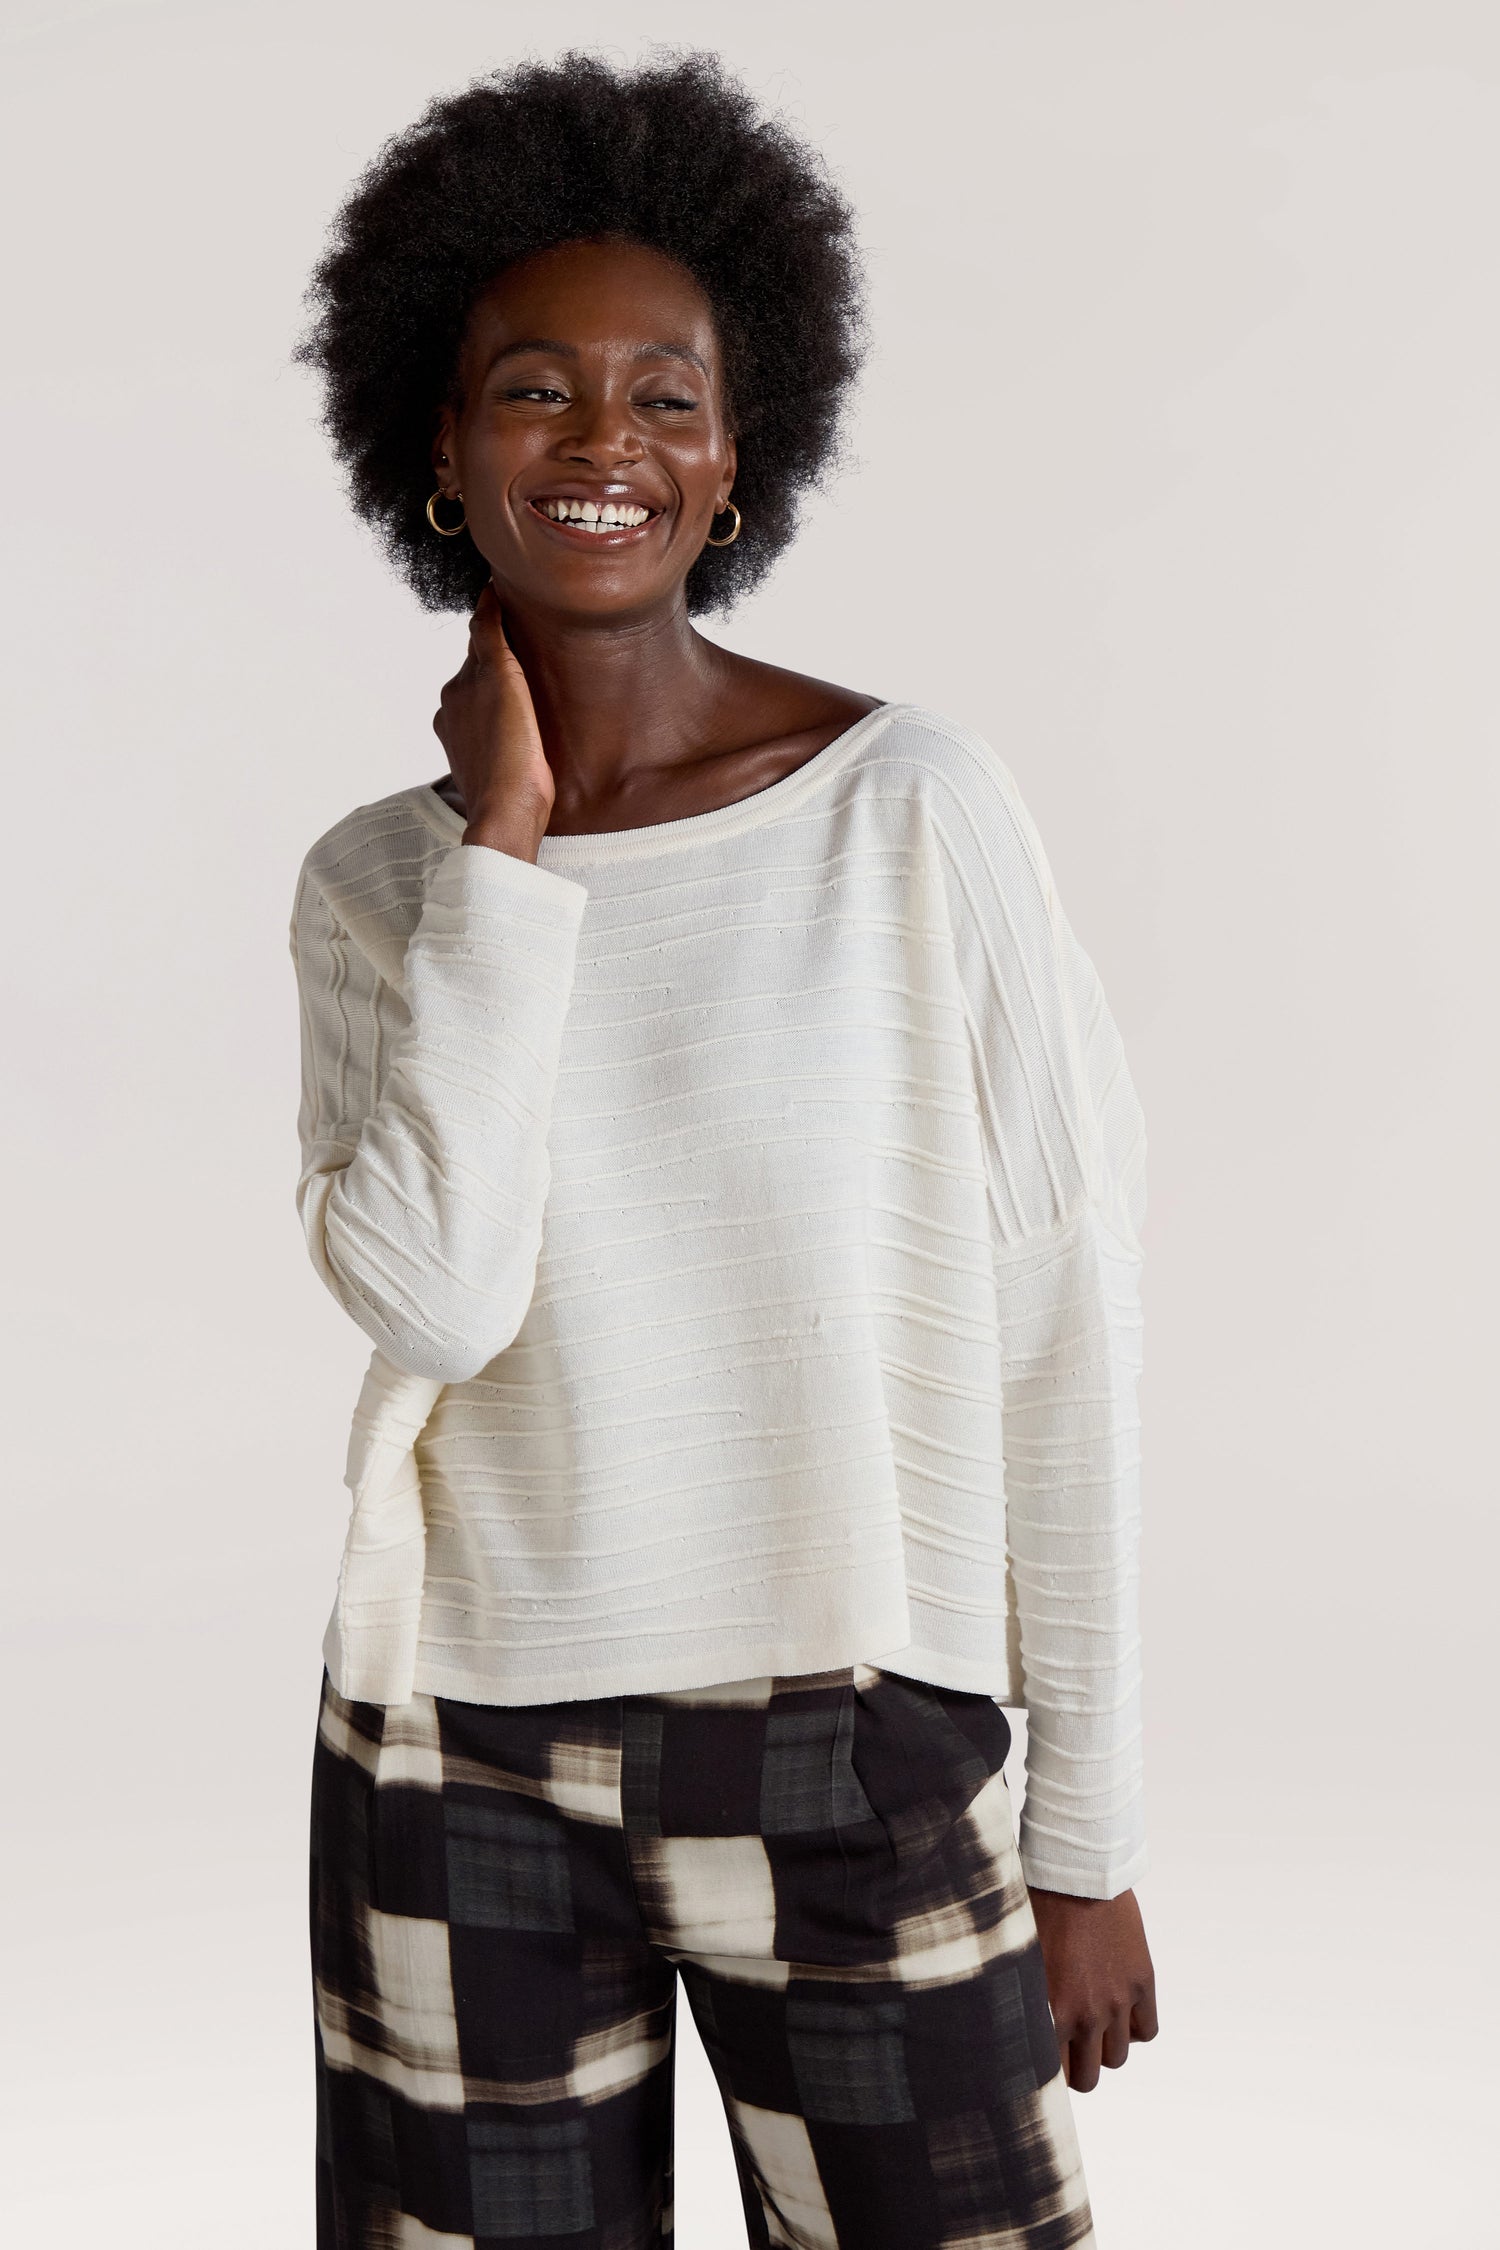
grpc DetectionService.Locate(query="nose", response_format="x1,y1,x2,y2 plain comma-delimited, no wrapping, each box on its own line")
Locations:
555,383,644,469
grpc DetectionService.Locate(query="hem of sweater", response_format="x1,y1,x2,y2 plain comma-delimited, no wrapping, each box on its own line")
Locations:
861,1636,1024,1705
398,1589,916,1707
1018,1841,1149,1902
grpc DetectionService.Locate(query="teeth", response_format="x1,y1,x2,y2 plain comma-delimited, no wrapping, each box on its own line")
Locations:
538,499,651,530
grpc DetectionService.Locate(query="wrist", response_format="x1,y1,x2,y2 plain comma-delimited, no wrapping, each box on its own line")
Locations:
1029,1884,1135,1913
462,806,549,862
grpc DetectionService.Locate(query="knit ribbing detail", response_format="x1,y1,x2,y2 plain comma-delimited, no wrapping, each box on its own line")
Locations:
288,706,1148,1898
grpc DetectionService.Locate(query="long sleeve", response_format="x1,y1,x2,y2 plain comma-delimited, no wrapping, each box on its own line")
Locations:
288,836,589,1384
991,1070,1146,1900
927,727,1147,1900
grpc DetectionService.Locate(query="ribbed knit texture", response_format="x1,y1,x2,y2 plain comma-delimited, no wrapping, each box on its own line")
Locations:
288,703,1148,1898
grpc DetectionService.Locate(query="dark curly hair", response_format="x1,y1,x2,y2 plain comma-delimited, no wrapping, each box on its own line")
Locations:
292,49,867,616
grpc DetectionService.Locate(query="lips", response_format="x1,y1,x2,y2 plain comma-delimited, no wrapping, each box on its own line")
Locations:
526,492,664,543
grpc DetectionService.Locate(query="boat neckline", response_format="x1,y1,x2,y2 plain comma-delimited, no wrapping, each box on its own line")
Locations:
405,699,909,864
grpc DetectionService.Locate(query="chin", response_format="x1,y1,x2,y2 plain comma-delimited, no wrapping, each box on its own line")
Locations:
500,564,685,621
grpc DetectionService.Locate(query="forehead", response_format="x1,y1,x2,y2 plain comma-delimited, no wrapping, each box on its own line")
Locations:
463,237,722,362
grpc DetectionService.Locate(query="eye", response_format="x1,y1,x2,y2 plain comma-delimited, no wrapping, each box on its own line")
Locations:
640,395,698,412
504,385,570,404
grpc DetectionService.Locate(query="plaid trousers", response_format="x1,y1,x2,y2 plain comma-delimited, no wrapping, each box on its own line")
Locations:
311,1660,1098,2249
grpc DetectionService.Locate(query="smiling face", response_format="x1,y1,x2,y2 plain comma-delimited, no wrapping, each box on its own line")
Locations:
432,236,738,624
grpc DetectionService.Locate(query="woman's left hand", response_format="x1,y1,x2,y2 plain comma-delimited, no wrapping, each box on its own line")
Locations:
1027,1886,1159,2091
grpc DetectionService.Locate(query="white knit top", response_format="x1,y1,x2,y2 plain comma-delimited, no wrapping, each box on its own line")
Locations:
288,702,1147,1898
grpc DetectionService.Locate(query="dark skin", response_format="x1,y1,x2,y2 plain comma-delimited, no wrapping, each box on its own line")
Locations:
427,233,880,848
427,235,1158,2091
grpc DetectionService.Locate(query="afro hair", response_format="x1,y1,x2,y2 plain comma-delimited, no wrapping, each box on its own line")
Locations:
292,49,868,616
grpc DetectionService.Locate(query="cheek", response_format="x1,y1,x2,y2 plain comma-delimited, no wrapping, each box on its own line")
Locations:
661,425,728,483
464,420,543,491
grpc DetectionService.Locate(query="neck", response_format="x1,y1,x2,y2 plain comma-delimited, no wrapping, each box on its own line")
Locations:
497,593,729,815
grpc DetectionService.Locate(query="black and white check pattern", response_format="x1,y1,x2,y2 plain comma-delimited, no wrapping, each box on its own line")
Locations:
311,1661,1098,2247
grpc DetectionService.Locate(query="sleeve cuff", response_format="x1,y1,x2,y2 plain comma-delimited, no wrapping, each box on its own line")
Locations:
431,837,589,932
1018,1841,1149,1902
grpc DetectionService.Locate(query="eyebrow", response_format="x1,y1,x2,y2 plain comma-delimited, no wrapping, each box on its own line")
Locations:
486,337,710,377
489,337,577,367
635,341,709,376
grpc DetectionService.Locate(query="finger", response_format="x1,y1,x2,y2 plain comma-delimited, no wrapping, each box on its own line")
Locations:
1101,2010,1132,2070
489,586,523,662
1130,1988,1159,2042
471,582,522,666
468,581,506,641
480,579,511,631
1068,2023,1103,2094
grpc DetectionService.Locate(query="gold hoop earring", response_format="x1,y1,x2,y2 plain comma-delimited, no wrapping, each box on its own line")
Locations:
705,501,741,547
426,490,467,537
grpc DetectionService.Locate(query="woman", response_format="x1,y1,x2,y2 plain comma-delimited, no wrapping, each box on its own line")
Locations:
290,49,1156,2249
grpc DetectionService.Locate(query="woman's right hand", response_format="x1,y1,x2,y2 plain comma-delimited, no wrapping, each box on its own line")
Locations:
433,582,555,862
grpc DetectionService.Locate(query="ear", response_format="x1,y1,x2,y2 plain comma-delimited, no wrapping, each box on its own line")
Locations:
431,409,461,495
715,430,738,512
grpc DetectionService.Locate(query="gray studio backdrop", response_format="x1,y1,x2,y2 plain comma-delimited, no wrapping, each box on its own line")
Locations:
3,2,1495,2242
